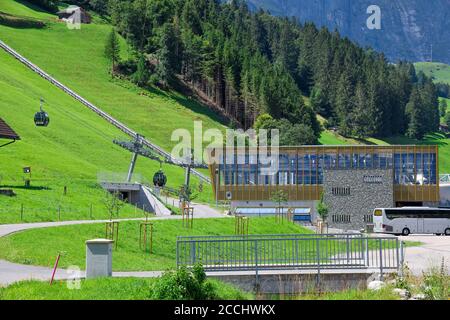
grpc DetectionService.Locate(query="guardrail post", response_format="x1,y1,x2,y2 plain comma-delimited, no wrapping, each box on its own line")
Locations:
316,238,321,289
190,241,196,266
176,240,179,268
399,241,405,277
379,238,384,281
365,238,369,267
254,240,260,293
346,236,350,264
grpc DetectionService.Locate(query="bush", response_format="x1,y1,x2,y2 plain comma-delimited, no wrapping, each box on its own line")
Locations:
116,59,137,77
422,259,449,300
150,264,216,300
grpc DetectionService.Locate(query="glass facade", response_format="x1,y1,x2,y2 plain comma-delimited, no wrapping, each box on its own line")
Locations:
218,147,438,187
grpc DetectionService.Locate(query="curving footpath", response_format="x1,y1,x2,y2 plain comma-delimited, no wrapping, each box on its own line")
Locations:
2,209,449,286
0,205,226,286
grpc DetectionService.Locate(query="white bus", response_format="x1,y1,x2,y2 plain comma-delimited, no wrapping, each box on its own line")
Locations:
373,207,450,236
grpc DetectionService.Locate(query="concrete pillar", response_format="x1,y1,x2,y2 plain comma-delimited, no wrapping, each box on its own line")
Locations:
85,239,113,279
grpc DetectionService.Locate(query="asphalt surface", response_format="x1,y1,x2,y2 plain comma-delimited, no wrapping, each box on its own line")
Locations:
399,234,450,275
0,206,226,286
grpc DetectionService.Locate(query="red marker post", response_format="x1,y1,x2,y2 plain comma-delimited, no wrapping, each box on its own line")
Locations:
49,253,61,285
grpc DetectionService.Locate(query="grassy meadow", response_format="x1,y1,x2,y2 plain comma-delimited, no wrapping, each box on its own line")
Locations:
415,62,450,84
0,277,253,300
0,217,311,271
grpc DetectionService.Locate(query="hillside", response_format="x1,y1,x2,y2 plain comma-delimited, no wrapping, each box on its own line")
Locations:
0,1,227,153
0,47,215,224
0,1,219,223
415,62,450,85
247,0,450,64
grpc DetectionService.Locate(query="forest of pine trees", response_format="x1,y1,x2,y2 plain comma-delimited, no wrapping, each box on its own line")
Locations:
83,0,439,144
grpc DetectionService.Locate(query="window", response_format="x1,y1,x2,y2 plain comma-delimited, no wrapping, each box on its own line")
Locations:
385,209,450,220
332,215,351,224
289,154,297,185
304,155,311,185
297,155,303,185
332,187,351,196
338,153,348,169
278,154,289,185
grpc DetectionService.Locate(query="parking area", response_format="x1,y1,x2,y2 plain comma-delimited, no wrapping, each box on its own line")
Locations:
399,234,450,275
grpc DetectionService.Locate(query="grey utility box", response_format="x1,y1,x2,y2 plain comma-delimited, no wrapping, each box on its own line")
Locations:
85,239,114,279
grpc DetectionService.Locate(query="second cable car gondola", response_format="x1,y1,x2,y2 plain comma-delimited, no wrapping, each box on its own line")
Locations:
153,168,167,188
34,98,50,127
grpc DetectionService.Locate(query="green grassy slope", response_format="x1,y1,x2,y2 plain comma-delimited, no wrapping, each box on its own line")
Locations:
0,217,310,271
414,62,450,120
0,278,253,300
0,1,227,153
415,62,450,84
0,48,212,223
0,0,54,20
0,1,222,223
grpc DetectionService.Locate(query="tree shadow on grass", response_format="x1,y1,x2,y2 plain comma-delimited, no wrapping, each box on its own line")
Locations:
0,185,51,191
14,0,55,15
144,83,229,127
353,138,378,145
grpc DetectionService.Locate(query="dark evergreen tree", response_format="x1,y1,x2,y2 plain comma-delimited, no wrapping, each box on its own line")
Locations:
406,88,427,140
104,28,121,74
440,99,448,118
351,82,371,139
98,0,440,142
132,55,150,87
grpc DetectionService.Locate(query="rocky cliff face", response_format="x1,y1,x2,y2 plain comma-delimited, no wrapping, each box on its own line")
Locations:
247,0,450,63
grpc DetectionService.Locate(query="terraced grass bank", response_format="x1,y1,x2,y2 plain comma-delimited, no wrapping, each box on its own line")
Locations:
0,217,310,271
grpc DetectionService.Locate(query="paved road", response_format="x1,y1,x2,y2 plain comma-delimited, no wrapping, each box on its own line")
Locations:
0,210,227,286
1,214,448,285
399,235,450,275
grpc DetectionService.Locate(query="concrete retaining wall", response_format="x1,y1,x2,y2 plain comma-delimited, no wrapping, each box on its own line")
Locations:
209,270,384,294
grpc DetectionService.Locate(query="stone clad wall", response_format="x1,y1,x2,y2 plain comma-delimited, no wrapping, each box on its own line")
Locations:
323,169,394,230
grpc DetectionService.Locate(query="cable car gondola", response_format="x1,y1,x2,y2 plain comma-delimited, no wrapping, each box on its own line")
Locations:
153,167,167,188
34,98,50,127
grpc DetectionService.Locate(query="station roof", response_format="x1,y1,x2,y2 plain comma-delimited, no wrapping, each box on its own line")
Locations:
0,118,20,140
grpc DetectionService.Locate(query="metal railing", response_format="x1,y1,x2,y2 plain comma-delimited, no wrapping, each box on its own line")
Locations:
176,234,402,276
0,39,210,184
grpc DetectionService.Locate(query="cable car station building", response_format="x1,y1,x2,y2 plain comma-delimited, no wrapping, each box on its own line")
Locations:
209,145,440,230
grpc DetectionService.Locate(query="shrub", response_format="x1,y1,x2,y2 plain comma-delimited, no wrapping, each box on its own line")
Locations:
116,59,137,76
394,263,413,295
422,259,449,300
150,264,216,300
